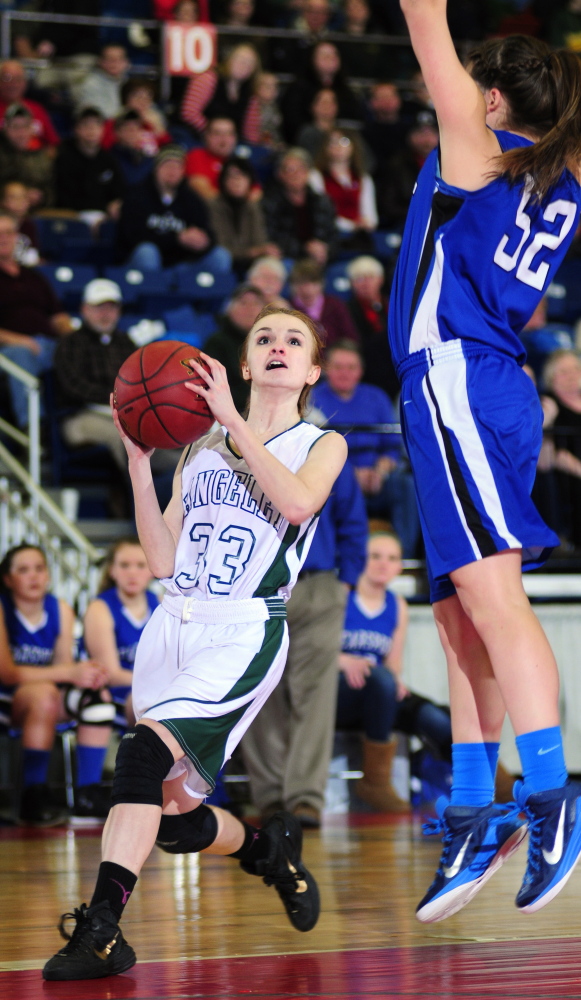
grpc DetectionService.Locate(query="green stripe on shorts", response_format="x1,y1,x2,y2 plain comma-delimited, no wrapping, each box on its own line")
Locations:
161,705,247,791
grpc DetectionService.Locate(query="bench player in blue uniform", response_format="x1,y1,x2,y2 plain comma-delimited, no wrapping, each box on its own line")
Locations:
0,544,110,825
390,0,581,922
84,538,158,731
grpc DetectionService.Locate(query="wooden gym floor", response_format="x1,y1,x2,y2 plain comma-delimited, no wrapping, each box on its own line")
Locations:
1,813,581,999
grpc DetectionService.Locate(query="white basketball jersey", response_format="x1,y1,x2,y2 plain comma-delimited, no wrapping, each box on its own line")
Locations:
161,420,330,602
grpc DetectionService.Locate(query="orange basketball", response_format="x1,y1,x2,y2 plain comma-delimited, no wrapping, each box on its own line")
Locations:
113,341,213,448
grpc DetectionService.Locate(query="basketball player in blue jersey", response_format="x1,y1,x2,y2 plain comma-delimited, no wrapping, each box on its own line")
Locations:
84,538,158,730
0,544,110,826
43,304,348,981
389,0,581,923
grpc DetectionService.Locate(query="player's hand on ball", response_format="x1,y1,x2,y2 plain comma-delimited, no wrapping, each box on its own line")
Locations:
185,353,238,426
110,393,156,460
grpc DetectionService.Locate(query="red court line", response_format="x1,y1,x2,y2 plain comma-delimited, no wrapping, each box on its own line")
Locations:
4,938,581,1000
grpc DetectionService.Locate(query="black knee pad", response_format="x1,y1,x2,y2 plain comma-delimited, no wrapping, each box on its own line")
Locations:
111,725,175,807
156,804,218,854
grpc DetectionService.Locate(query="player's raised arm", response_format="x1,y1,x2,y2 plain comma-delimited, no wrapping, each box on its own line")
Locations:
400,0,500,188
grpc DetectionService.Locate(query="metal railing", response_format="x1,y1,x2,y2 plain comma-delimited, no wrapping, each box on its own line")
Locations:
0,354,41,486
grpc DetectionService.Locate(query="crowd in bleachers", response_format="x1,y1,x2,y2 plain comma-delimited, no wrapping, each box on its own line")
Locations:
3,0,581,827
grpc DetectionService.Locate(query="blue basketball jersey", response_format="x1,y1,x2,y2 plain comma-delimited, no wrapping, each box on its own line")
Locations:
341,589,398,667
97,587,158,700
0,592,61,697
388,131,581,370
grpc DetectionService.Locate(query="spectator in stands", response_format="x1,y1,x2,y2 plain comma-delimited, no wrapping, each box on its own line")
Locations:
376,109,439,230
270,0,334,73
548,0,581,48
345,255,399,402
209,156,278,276
312,340,420,558
185,116,239,200
75,45,129,120
0,59,60,151
337,0,384,78
362,82,407,167
110,110,155,187
0,212,72,428
221,0,256,27
180,44,261,142
54,278,179,481
246,255,288,306
262,147,336,265
280,41,364,144
243,459,367,828
103,78,171,154
203,283,266,411
0,105,53,207
254,72,284,149
0,181,40,267
288,258,359,347
310,127,377,251
541,349,581,551
296,88,339,160
154,0,207,20
117,144,231,273
0,543,112,826
54,107,124,221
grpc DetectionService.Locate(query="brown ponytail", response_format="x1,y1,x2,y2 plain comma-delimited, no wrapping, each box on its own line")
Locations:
468,36,581,200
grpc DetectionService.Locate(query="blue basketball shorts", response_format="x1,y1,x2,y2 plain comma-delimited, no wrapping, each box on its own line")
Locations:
398,341,559,604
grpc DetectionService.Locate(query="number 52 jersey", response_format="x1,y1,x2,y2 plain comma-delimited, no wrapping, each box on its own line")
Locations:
388,130,581,369
160,421,330,603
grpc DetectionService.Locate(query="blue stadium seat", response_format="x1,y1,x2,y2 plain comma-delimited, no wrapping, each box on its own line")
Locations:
103,266,174,305
174,267,237,305
325,262,351,300
35,217,94,263
546,258,581,323
38,264,98,309
372,230,403,262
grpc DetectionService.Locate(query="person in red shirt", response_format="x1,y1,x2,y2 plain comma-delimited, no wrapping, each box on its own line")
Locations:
185,116,238,200
0,60,60,150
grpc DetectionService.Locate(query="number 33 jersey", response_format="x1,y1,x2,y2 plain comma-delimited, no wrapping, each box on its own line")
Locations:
160,420,330,603
388,130,581,368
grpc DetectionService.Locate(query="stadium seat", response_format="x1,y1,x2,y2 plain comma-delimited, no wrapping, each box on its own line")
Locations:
38,264,98,310
325,262,351,300
372,230,403,262
103,266,174,305
174,267,237,305
35,217,94,263
546,258,581,323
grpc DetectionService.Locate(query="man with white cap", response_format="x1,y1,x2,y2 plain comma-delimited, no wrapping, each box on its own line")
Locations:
54,278,181,494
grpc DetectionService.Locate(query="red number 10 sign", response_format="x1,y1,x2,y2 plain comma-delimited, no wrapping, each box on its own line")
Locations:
165,23,217,76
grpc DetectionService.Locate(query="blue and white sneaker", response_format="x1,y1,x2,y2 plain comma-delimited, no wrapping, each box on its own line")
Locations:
514,779,581,913
416,797,527,923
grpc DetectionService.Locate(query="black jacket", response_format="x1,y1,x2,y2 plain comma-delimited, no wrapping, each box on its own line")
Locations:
117,175,215,267
54,139,124,212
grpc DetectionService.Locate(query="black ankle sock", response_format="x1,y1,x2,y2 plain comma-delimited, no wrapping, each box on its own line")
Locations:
228,822,270,864
90,861,138,920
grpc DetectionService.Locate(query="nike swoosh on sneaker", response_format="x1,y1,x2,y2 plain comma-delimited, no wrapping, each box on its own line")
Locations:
538,745,560,755
542,802,566,865
443,833,472,879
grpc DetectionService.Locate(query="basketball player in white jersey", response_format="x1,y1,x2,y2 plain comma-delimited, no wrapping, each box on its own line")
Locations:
43,304,347,981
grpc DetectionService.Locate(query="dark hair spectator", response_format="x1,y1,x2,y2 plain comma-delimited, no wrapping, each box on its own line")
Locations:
280,41,364,144
180,43,262,142
54,106,124,219
0,180,40,266
362,82,408,167
101,77,171,154
296,88,339,160
311,127,377,250
110,109,155,187
288,257,359,348
117,144,231,274
185,116,239,201
0,104,54,207
0,210,72,429
375,109,439,229
262,147,337,266
209,156,279,275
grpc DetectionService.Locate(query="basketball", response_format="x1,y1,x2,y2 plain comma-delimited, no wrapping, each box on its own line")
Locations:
113,341,214,448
